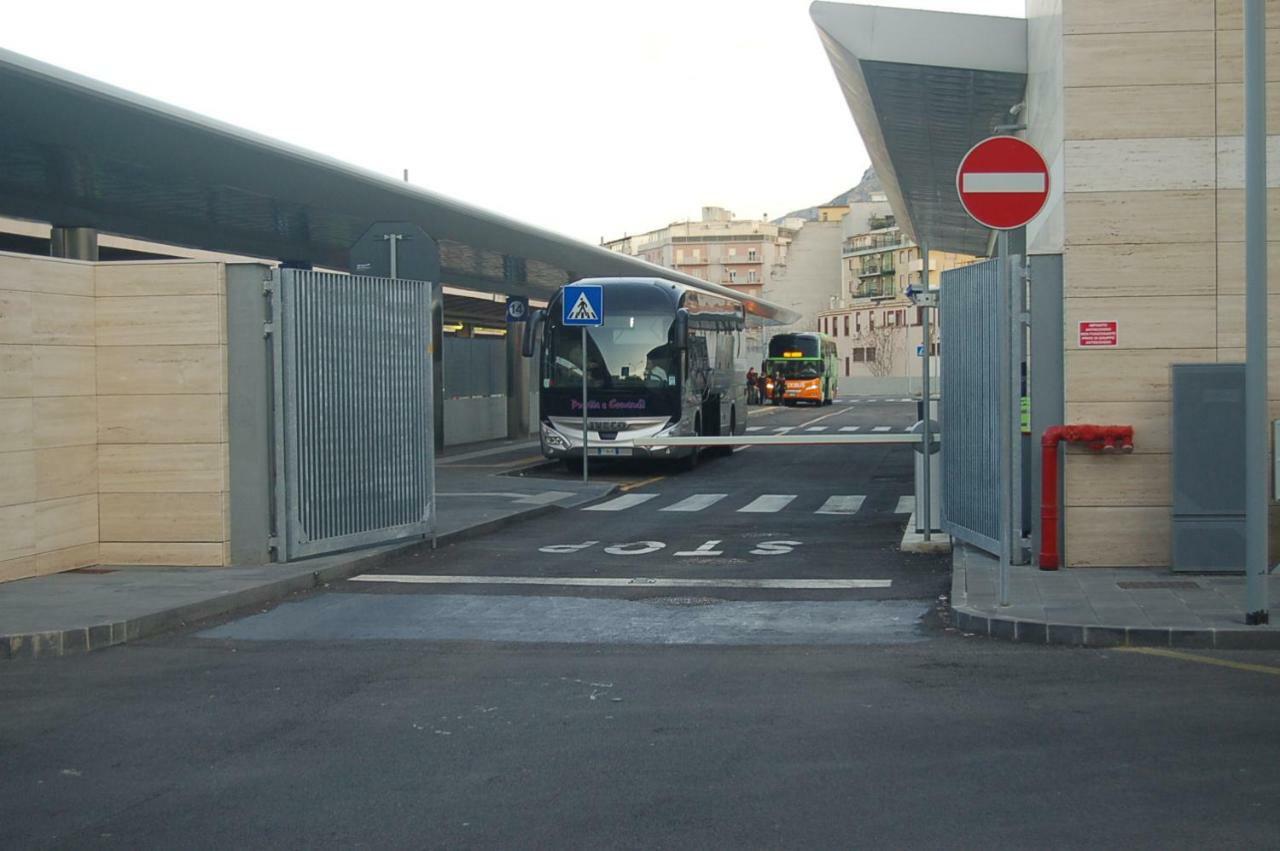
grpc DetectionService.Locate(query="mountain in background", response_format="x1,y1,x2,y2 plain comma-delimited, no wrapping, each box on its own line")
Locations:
774,167,883,223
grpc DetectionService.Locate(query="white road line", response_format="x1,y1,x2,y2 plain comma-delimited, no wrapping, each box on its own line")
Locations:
774,426,796,433
516,491,576,506
839,426,861,432
899,398,913,403
738,494,798,513
746,426,765,432
583,493,661,512
351,575,893,589
895,495,916,515
815,495,866,515
872,426,892,433
805,426,828,432
799,408,849,428
660,493,728,512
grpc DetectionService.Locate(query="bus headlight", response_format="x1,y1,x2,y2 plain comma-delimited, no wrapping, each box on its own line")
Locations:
542,425,569,450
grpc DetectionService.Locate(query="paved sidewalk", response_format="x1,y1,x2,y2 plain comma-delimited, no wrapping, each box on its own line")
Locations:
0,468,614,661
951,544,1280,648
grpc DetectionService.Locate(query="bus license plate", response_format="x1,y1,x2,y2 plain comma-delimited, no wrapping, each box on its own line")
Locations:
590,447,630,457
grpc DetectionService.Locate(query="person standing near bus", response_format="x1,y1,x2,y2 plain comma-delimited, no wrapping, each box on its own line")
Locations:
746,366,759,404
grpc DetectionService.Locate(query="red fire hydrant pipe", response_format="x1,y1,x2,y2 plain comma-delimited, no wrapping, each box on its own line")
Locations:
1039,425,1134,571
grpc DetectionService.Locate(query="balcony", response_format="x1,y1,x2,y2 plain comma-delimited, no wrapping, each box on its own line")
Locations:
721,254,762,264
676,256,709,265
851,282,895,300
857,262,895,278
843,232,909,255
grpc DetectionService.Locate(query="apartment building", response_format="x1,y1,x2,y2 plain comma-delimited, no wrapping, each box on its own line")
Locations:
603,207,786,303
817,207,973,390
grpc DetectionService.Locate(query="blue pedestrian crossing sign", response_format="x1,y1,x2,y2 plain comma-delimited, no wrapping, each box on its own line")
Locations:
562,283,604,326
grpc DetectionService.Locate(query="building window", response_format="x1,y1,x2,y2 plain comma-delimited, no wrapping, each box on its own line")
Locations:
845,356,850,376
728,270,737,283
748,249,758,261
747,270,758,283
676,249,684,263
851,346,877,363
843,315,850,336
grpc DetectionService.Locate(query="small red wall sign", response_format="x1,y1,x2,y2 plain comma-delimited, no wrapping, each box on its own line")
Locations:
1078,320,1118,347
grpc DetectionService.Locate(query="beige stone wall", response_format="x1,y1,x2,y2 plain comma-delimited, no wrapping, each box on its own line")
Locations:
95,262,229,566
1058,1,1279,566
0,253,99,582
0,254,230,583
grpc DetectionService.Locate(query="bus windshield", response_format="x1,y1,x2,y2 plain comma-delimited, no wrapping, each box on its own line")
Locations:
547,313,677,391
770,359,823,380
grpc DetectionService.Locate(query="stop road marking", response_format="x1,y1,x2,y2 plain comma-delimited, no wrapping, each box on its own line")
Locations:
537,540,804,557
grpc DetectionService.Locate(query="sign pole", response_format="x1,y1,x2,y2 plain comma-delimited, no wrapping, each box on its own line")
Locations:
1245,0,1270,624
581,325,589,485
563,283,603,484
998,230,1012,607
921,242,932,542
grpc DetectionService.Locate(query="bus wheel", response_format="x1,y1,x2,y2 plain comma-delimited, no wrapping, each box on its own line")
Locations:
715,409,736,457
683,418,701,471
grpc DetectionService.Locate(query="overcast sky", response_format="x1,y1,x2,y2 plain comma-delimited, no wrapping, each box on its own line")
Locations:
5,0,1022,245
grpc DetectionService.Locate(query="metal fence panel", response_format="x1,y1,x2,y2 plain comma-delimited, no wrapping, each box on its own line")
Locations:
940,258,1001,554
272,269,435,560
442,336,506,398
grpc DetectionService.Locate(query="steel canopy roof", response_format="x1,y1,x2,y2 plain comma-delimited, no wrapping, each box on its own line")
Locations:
810,2,1028,256
0,48,798,325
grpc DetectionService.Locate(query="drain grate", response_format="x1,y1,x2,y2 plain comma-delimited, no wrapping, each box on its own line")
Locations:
1116,580,1201,590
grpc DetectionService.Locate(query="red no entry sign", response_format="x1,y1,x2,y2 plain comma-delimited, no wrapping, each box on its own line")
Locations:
956,136,1050,230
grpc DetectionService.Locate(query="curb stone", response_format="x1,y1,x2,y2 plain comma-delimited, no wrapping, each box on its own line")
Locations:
950,606,1280,649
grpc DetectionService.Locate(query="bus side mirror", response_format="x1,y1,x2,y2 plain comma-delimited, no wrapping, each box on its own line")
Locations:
521,309,545,358
674,308,689,350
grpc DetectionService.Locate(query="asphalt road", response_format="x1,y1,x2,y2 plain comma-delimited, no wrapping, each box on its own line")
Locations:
4,396,1280,848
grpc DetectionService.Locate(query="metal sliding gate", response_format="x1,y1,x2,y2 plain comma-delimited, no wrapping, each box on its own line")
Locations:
939,258,1001,554
270,269,435,560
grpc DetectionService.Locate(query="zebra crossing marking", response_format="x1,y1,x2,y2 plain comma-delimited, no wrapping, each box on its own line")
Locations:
839,425,861,432
737,494,798,513
774,426,796,433
872,426,892,433
746,426,765,432
580,492,883,515
805,426,828,432
661,493,728,512
583,493,661,512
895,495,915,514
815,495,867,515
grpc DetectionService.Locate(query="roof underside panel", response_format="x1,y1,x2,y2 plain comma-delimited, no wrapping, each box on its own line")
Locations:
811,2,1028,257
861,60,1029,256
0,48,798,324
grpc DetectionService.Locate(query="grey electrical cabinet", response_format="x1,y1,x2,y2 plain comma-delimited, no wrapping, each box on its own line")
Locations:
1171,363,1245,573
